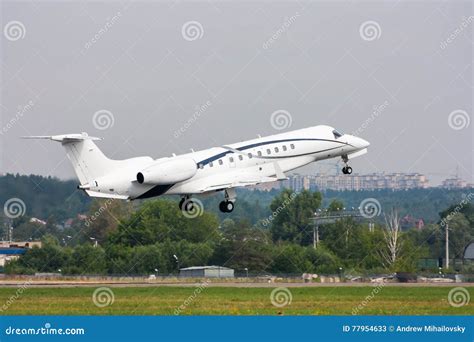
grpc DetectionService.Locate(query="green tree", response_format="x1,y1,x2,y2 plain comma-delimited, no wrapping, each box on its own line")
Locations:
328,199,344,212
211,219,272,273
109,199,219,246
270,189,322,245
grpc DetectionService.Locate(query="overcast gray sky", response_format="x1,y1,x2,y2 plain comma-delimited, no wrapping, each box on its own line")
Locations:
1,0,472,185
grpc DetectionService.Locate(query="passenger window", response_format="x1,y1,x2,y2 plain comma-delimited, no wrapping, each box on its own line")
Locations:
290,144,295,149
266,149,271,155
248,153,253,159
257,151,262,157
282,145,287,151
218,160,223,165
274,147,279,153
238,155,243,161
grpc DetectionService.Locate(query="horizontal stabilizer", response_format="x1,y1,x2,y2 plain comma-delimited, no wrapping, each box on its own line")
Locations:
85,190,129,200
22,132,101,144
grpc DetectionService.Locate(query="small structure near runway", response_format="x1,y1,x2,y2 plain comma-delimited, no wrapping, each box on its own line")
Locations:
179,266,234,278
0,241,42,267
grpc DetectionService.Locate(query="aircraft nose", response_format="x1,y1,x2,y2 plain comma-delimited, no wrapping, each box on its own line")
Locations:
348,136,370,149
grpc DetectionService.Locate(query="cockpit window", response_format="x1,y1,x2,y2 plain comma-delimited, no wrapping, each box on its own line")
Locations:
332,129,343,139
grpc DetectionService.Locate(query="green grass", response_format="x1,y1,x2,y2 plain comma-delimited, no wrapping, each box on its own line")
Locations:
0,286,473,315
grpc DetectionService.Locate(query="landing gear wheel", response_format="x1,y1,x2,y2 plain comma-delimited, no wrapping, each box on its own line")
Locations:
346,166,352,174
342,166,347,174
219,201,234,213
225,201,234,213
178,198,185,210
183,199,194,212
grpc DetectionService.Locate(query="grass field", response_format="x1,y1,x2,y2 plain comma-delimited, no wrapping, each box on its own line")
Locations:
0,286,473,315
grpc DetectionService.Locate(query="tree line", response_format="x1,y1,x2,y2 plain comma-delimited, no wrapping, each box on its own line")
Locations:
5,188,474,276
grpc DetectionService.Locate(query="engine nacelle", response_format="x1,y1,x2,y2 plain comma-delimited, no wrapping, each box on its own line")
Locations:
136,158,197,185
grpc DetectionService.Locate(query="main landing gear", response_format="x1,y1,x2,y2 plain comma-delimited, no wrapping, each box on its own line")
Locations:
341,155,353,175
219,188,236,213
219,200,234,213
179,196,195,212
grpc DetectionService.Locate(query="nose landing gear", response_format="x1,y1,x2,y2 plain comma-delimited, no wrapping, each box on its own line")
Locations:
342,166,352,174
341,155,353,175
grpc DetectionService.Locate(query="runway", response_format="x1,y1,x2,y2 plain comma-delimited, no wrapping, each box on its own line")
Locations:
0,279,470,288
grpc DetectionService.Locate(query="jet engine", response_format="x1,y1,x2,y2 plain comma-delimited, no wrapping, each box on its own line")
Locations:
136,158,197,185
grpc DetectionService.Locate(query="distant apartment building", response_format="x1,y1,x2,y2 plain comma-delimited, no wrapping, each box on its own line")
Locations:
250,172,430,191
440,177,470,189
312,172,430,191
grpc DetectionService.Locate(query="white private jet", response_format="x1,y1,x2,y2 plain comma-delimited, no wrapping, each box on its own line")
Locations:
24,125,369,213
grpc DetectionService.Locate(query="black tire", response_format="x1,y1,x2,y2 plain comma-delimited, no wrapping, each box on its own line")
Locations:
225,201,234,212
219,201,227,213
342,166,347,174
184,200,194,212
346,166,353,174
178,198,185,210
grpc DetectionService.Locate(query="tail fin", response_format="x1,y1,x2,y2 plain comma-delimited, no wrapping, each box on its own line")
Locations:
22,132,114,185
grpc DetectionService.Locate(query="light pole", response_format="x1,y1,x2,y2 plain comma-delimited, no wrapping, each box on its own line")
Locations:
63,235,72,246
89,237,98,247
173,254,180,275
445,223,449,269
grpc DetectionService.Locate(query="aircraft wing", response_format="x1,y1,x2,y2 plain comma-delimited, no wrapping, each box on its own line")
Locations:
195,172,282,193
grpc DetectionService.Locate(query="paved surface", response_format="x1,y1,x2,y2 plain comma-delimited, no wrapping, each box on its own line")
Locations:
0,280,471,288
